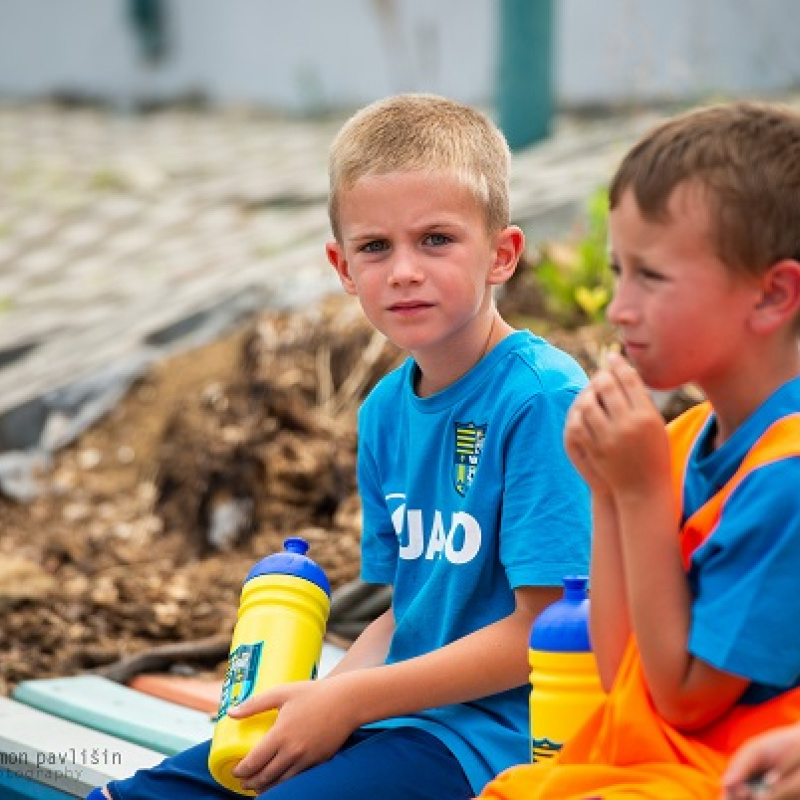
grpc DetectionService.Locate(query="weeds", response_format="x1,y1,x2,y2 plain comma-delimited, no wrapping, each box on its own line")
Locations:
531,187,612,327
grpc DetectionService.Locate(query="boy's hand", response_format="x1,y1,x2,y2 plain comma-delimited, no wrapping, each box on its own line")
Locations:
228,676,361,794
564,406,610,496
566,354,670,496
723,725,800,799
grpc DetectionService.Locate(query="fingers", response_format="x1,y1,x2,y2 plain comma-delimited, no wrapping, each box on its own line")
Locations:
240,754,306,794
577,354,658,439
569,373,623,445
228,686,283,718
723,773,775,800
228,680,339,794
772,770,800,800
574,354,637,422
233,733,287,791
724,728,792,786
724,748,777,794
592,353,648,411
723,727,800,800
566,351,672,496
565,396,597,460
564,427,596,482
605,352,651,408
234,728,314,794
772,745,800,800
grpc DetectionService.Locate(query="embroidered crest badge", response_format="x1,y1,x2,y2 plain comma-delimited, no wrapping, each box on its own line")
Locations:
453,421,487,496
215,641,263,721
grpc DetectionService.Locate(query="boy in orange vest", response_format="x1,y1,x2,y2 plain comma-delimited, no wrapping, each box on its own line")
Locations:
479,101,800,799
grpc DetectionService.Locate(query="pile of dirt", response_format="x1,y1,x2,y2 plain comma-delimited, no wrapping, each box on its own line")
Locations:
0,279,698,696
0,293,403,694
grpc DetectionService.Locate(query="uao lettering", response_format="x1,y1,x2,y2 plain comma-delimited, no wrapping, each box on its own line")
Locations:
388,495,481,564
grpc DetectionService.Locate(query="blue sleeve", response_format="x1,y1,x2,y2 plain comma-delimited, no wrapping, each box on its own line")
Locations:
688,458,800,686
357,418,397,586
500,387,592,589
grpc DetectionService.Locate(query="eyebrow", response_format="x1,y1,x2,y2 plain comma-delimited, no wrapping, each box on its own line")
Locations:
346,232,385,246
347,219,466,242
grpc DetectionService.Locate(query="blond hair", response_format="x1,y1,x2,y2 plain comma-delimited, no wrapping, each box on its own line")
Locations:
328,93,510,241
609,101,800,277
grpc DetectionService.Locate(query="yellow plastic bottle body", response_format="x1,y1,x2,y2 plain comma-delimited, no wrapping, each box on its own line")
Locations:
529,648,605,762
208,574,330,795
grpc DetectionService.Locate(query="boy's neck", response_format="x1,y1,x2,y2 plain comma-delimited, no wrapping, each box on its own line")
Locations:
414,315,513,397
704,339,800,448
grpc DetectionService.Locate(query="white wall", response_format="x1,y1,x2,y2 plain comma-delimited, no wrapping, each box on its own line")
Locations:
558,0,800,105
0,0,495,112
0,0,798,112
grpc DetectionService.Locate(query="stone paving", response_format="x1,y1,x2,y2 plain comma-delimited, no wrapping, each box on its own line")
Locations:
0,101,665,449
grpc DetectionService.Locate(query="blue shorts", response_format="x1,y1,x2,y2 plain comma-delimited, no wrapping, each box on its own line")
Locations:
96,728,473,800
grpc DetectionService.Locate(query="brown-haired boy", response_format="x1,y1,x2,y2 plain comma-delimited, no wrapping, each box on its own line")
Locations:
480,101,800,799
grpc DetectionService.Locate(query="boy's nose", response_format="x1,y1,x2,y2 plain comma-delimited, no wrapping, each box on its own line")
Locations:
388,253,424,285
606,283,636,327
606,294,624,325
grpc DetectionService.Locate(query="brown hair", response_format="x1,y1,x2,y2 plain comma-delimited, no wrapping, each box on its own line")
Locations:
328,93,510,241
609,101,800,275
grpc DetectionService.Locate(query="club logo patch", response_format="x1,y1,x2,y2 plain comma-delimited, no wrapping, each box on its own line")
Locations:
453,422,487,496
531,736,561,762
215,641,263,721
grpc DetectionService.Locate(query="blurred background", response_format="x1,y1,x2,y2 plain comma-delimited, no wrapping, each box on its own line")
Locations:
1,0,799,702
3,0,800,117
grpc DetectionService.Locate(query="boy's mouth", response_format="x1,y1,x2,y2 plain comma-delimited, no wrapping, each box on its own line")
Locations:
620,341,646,360
388,301,434,313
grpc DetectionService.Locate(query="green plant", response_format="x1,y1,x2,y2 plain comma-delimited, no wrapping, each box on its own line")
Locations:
533,187,612,327
90,169,127,192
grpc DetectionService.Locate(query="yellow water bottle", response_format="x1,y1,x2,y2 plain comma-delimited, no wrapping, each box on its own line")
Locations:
208,536,331,795
529,575,605,762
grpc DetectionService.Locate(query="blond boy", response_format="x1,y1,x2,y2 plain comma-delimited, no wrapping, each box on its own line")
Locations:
89,94,590,800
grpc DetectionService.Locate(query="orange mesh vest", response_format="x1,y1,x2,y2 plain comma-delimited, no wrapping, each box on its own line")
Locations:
480,403,800,800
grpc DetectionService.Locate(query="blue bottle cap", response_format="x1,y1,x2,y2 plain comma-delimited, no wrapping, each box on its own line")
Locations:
529,575,592,652
245,537,331,596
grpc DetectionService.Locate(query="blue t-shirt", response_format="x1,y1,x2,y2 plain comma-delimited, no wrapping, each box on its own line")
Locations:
686,376,800,703
357,330,591,794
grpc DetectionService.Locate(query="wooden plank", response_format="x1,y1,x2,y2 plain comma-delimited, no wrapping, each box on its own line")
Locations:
13,676,214,756
0,696,162,797
128,675,220,714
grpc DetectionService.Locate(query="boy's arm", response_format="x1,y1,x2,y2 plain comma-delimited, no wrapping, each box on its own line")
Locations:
325,606,395,675
588,492,630,691
565,392,629,690
575,356,749,729
329,584,558,720
615,482,749,729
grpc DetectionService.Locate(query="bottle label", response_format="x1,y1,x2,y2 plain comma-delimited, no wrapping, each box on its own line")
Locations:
531,736,561,762
215,642,264,722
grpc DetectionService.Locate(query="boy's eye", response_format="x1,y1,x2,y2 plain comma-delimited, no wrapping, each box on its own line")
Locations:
639,266,664,282
608,261,664,282
423,233,452,246
361,240,389,253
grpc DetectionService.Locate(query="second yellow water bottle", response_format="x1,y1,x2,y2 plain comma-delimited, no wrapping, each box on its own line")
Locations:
208,537,331,795
528,575,605,762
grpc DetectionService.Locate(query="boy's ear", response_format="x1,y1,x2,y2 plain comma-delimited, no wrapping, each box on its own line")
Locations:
488,225,525,285
751,258,800,334
326,241,358,295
